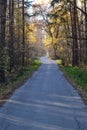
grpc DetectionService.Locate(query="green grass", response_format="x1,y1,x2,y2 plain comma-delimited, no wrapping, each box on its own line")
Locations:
0,60,42,98
56,59,62,65
61,65,87,91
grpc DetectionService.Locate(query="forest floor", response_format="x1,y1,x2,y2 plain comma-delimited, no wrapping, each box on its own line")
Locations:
0,56,87,130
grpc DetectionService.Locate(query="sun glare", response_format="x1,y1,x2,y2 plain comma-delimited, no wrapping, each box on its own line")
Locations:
77,0,81,7
34,0,51,5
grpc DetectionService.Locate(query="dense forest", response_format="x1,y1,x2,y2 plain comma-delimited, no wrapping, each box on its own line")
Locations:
0,0,87,86
0,0,45,83
44,0,87,67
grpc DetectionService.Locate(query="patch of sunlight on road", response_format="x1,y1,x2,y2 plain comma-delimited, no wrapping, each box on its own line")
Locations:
40,56,56,64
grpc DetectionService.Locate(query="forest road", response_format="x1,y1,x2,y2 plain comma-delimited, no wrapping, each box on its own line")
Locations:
0,56,87,130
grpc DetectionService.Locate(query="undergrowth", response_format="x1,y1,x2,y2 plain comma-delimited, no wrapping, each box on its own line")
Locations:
0,60,42,98
61,65,87,91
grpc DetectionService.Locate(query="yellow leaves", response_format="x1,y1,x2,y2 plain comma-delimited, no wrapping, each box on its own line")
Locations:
50,27,55,33
43,36,52,46
25,23,37,44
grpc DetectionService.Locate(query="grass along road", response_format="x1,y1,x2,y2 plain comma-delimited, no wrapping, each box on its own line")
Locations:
0,60,42,102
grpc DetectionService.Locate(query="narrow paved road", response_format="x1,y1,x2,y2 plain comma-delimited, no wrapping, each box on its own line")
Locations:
0,57,87,130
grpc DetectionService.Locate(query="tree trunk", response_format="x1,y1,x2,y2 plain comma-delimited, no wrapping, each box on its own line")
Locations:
22,0,25,67
8,0,15,71
76,8,82,64
70,0,78,66
84,0,87,64
0,0,7,82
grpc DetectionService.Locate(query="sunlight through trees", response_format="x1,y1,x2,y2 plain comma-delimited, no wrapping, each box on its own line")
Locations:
0,0,87,84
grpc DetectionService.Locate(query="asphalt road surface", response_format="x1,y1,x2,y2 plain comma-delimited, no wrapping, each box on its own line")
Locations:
0,56,87,130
